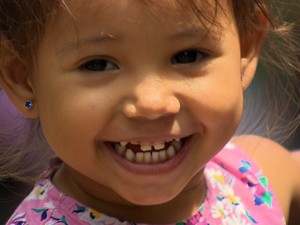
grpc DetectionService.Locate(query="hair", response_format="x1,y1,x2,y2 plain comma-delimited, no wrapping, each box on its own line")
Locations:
0,0,299,182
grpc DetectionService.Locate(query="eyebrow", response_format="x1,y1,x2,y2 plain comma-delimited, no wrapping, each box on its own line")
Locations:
58,32,118,55
170,26,219,41
58,26,219,56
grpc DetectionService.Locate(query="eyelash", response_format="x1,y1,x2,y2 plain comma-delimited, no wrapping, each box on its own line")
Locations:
78,49,209,72
171,49,209,65
79,59,119,72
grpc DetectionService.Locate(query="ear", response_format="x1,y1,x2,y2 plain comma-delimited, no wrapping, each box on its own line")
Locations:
240,30,266,90
240,10,269,90
0,44,38,118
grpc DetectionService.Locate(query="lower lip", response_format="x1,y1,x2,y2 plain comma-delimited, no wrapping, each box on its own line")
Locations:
104,136,193,175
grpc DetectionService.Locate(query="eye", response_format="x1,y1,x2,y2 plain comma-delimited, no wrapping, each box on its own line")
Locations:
79,59,118,72
171,50,208,64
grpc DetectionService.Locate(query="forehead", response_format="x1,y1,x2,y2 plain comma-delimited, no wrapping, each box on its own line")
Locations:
61,0,226,16
52,0,231,32
42,0,235,55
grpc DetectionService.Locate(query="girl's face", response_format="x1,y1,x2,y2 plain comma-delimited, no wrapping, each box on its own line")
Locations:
30,0,255,207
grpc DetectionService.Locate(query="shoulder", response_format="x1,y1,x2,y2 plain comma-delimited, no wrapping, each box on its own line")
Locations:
231,135,300,223
231,135,300,176
6,179,55,224
6,175,107,225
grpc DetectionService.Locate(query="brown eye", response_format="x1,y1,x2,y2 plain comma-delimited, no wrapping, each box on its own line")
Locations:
80,59,118,72
172,50,208,64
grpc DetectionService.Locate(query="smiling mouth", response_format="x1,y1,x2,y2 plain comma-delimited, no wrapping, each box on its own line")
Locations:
105,136,190,164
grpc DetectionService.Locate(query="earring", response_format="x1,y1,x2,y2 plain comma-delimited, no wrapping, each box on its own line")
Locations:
25,100,33,109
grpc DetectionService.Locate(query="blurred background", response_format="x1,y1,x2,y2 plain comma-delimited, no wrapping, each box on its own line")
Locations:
236,0,300,150
280,0,300,150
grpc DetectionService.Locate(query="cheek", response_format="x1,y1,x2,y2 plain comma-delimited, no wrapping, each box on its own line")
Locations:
36,89,114,155
185,76,244,129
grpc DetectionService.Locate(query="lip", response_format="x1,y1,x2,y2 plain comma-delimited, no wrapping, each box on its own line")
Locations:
114,135,187,143
103,135,194,175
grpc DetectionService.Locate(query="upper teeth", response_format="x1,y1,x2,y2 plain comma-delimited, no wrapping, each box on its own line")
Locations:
113,138,183,164
118,139,181,152
120,142,128,147
140,142,165,151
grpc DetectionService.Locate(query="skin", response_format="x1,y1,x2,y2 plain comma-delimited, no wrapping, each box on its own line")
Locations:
0,0,300,224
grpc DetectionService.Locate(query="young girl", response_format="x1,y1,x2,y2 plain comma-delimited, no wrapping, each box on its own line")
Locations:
0,0,300,224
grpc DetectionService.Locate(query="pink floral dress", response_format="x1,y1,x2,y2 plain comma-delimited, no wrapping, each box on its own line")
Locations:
6,143,285,225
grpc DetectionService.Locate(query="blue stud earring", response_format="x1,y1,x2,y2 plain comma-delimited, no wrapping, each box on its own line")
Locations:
25,100,33,109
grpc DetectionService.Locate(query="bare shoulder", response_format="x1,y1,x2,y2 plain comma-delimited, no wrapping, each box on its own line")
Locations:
232,135,300,224
291,150,300,164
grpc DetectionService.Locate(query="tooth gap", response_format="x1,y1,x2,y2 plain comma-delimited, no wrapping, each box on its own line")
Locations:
111,137,189,164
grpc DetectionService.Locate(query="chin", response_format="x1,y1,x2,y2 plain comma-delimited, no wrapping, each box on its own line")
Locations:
121,189,178,206
129,197,173,206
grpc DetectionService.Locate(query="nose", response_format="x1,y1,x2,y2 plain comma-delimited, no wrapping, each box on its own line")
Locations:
122,77,180,120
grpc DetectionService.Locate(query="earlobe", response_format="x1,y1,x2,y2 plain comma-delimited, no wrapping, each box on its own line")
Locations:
240,56,259,90
0,47,38,118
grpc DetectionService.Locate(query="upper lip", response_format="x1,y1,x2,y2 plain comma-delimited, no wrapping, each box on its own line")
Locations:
107,134,193,143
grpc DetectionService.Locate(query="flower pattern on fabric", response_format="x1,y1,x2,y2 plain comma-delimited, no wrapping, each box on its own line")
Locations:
27,181,51,201
7,212,27,225
239,160,273,208
205,168,255,225
6,143,285,225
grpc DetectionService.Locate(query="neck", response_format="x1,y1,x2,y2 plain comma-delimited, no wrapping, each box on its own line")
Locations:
53,163,207,224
